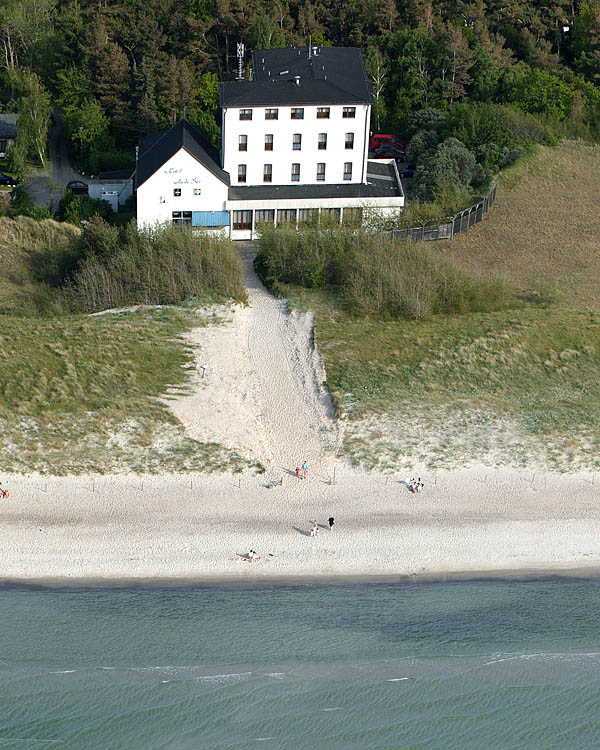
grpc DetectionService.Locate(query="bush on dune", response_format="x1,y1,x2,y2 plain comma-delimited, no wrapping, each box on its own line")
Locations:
256,224,511,320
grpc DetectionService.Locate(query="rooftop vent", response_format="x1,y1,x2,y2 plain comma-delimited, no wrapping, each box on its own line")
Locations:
294,75,301,86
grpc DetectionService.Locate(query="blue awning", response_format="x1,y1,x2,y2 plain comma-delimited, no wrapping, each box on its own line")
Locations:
192,211,230,227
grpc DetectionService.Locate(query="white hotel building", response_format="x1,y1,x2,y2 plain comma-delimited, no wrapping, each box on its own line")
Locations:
135,46,404,239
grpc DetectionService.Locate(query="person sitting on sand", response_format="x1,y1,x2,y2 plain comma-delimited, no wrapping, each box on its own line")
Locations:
248,549,261,562
310,522,319,537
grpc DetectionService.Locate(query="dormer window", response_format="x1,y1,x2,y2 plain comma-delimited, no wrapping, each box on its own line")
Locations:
291,108,304,119
343,107,356,118
239,109,252,120
317,107,330,119
265,108,279,120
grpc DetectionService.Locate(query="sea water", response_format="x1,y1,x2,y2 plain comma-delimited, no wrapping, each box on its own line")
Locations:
1,579,600,749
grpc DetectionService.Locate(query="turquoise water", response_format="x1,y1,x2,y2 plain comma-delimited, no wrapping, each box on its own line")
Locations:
1,579,600,748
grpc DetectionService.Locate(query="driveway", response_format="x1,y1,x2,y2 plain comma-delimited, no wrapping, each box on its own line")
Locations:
27,110,86,208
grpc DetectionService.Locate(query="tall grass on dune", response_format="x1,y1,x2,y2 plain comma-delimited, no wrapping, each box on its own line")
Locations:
69,221,247,312
256,224,511,320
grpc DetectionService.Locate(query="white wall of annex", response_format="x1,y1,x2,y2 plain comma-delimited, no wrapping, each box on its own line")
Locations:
222,103,371,187
136,149,229,228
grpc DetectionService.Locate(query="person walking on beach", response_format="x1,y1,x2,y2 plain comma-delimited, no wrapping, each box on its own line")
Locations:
301,460,308,480
310,521,319,537
295,466,300,479
328,517,334,529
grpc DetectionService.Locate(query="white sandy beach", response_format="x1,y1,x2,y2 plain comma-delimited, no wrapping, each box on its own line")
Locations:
2,245,599,584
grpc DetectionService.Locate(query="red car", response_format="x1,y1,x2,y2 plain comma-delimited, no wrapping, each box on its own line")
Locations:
370,133,405,152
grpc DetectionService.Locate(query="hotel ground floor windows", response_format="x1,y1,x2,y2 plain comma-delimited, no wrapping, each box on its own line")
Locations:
298,208,319,226
232,210,252,230
321,208,341,224
172,211,192,227
229,206,364,231
277,209,297,224
255,209,275,224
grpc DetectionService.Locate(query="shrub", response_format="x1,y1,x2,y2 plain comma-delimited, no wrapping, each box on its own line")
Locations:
58,191,113,224
256,224,512,320
64,220,247,312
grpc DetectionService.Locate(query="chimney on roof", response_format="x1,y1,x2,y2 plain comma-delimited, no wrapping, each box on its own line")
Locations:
294,75,301,86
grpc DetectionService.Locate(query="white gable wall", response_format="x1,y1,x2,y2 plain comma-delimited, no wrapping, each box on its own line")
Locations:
136,148,229,228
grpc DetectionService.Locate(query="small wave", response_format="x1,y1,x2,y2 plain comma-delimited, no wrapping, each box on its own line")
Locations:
195,671,253,684
253,738,275,742
385,677,410,682
320,707,342,712
263,672,285,679
49,670,77,674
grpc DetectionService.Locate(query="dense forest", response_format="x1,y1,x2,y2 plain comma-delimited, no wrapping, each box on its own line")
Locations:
2,0,600,204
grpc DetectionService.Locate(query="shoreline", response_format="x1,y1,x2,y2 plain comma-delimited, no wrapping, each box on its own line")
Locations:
3,565,600,590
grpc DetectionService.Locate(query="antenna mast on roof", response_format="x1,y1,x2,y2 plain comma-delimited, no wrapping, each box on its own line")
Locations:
236,42,245,80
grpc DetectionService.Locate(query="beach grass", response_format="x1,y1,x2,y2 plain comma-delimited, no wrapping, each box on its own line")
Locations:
0,306,259,475
281,142,600,470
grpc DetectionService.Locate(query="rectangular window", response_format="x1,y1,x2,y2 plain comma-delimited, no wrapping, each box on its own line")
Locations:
265,134,273,151
298,208,319,226
343,107,356,118
321,207,341,224
239,109,252,120
0,140,6,153
173,188,181,197
343,162,352,181
238,164,247,183
193,188,202,196
265,108,279,120
317,107,330,119
342,207,363,225
238,134,248,151
277,209,297,224
291,108,304,119
233,210,252,230
318,133,327,150
293,133,302,151
291,163,300,182
172,210,192,227
345,132,354,150
255,209,275,224
263,164,272,182
316,163,326,181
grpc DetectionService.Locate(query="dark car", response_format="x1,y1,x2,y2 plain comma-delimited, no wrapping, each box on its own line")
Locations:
66,180,88,195
373,145,405,159
0,172,15,186
398,167,415,178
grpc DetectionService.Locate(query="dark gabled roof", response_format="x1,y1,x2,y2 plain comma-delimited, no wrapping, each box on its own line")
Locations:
0,113,17,139
135,120,229,189
220,46,371,107
228,162,402,201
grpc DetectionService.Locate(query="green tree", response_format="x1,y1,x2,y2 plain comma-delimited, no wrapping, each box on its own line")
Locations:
12,68,51,166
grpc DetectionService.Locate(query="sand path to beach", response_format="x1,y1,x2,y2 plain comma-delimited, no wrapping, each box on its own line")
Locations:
171,243,341,473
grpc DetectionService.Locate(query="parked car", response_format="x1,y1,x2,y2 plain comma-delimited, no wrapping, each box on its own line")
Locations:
398,166,415,178
0,172,15,186
370,133,405,152
374,144,405,159
66,180,88,195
